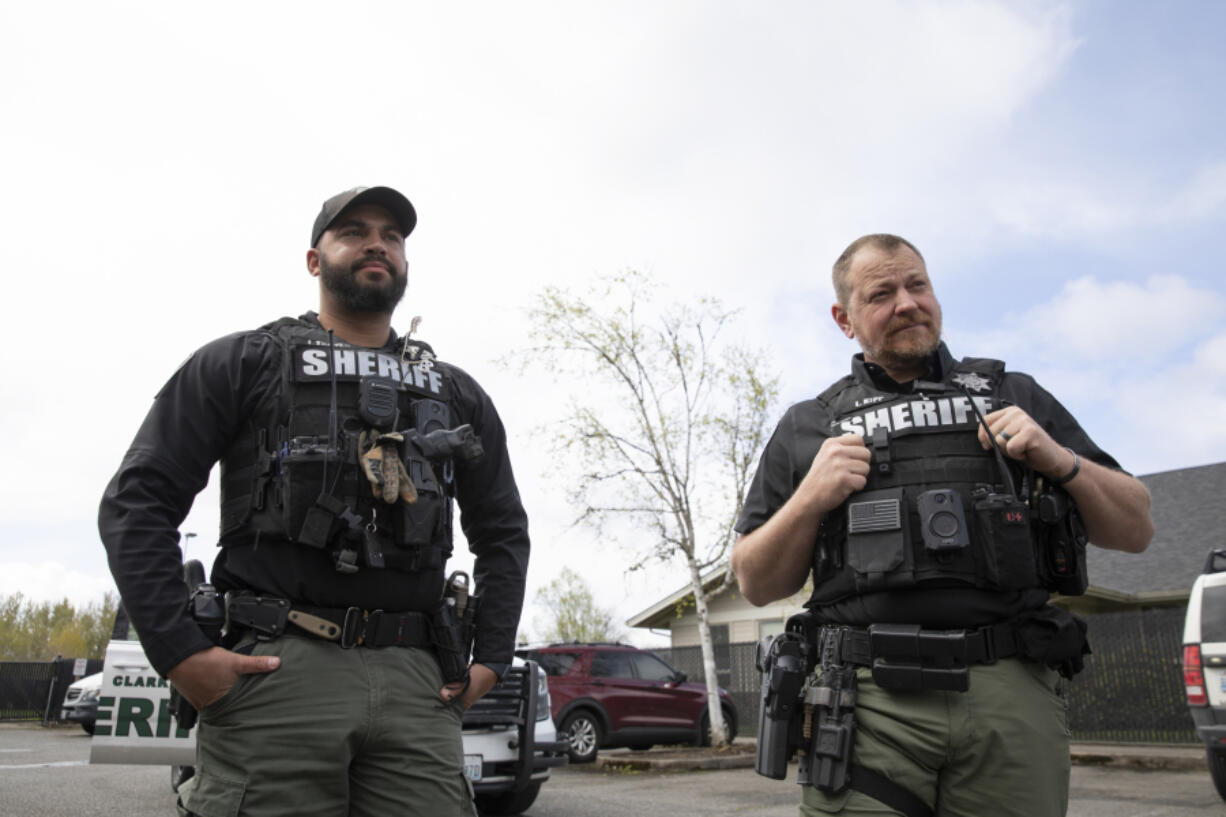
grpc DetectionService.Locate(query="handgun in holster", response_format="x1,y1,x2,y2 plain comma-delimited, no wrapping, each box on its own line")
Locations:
169,559,226,732
755,611,818,779
429,571,481,684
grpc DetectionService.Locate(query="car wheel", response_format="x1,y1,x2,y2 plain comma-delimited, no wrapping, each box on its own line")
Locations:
1208,748,1226,801
560,711,602,764
80,722,96,736
171,764,196,793
474,781,542,816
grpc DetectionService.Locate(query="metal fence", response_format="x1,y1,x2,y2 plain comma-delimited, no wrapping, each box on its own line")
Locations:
0,657,103,723
654,607,1198,744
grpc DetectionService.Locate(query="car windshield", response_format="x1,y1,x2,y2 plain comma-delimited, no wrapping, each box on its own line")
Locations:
1202,585,1226,643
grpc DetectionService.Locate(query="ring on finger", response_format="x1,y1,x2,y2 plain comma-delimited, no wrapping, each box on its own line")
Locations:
998,430,1012,442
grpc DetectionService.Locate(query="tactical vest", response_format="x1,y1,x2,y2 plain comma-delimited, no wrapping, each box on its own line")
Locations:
218,318,459,574
808,357,1050,606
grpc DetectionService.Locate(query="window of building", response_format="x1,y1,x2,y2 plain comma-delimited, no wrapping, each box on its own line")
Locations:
758,619,785,640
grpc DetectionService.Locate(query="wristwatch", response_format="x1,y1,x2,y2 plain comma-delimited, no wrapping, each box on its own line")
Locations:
478,662,510,683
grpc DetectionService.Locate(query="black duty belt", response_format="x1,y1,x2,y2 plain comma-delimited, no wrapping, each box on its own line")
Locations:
830,622,1020,692
226,594,432,649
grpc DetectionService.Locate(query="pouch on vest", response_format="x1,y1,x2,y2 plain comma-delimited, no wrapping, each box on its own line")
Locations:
279,435,348,548
1034,486,1089,596
971,488,1039,590
845,487,913,591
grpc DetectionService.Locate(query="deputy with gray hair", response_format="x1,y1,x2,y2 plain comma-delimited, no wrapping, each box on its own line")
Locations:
733,234,1151,817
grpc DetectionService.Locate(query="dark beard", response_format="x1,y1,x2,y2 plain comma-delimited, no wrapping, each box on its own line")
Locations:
318,255,407,314
864,319,942,379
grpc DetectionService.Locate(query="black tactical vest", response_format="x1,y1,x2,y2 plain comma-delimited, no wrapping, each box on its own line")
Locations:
808,357,1047,606
218,317,458,574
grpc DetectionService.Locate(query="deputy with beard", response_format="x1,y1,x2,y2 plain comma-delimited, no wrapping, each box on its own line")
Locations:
99,186,529,817
732,234,1152,817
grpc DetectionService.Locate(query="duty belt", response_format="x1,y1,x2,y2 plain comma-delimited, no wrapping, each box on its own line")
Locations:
226,594,432,649
829,622,1020,692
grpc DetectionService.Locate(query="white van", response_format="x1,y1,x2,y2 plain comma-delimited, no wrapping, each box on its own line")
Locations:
89,607,567,815
1182,547,1226,802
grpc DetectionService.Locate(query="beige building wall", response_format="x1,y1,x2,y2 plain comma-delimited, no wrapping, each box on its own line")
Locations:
664,589,803,648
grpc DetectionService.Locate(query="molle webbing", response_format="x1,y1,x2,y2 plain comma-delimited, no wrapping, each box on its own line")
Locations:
809,356,1043,604
216,318,453,572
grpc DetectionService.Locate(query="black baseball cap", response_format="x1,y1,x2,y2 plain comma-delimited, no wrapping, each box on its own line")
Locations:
311,186,417,247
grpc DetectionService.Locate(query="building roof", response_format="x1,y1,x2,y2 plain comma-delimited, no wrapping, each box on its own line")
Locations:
625,565,733,630
1085,461,1226,601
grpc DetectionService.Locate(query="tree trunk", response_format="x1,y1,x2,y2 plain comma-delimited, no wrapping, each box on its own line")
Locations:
688,556,728,748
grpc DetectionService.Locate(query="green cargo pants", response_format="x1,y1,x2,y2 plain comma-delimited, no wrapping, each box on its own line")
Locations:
177,634,476,817
801,658,1071,817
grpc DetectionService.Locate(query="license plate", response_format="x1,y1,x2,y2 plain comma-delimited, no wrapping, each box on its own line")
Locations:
463,754,482,782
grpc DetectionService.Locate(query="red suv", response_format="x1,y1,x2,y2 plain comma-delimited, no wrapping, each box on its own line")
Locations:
515,642,738,763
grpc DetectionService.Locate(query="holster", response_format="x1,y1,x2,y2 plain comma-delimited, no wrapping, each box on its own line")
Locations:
170,564,227,731
754,628,812,779
429,572,480,684
1013,605,1091,679
799,626,857,793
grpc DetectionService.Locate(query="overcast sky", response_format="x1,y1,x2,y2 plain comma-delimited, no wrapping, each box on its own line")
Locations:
2,1,1223,647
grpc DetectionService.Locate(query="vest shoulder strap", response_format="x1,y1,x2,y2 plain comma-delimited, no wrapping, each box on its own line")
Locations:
951,356,1005,377
256,315,440,361
816,374,857,411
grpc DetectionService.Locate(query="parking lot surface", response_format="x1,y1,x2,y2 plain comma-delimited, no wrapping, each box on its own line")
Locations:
3,723,1224,817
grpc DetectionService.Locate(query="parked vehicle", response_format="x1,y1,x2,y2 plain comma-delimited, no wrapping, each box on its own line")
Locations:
1183,547,1226,801
60,671,103,735
515,642,737,763
89,607,566,816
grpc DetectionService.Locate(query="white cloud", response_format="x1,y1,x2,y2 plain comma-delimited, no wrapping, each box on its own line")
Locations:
980,159,1226,242
0,562,116,608
1161,161,1226,223
964,274,1225,366
1194,331,1226,377
955,276,1226,475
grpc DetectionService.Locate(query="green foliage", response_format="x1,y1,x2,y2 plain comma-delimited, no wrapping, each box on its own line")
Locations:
0,592,119,661
535,567,623,644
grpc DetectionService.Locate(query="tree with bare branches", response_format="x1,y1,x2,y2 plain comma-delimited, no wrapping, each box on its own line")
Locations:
522,271,778,747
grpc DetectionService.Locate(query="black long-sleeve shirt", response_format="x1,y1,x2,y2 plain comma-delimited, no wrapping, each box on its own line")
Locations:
99,314,530,677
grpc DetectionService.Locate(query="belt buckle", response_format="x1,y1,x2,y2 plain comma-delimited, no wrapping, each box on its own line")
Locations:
340,607,365,649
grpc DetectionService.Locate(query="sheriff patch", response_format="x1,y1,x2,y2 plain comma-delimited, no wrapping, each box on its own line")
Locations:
291,344,447,398
834,394,995,437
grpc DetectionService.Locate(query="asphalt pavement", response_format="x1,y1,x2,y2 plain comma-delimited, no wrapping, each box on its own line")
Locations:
595,738,1208,773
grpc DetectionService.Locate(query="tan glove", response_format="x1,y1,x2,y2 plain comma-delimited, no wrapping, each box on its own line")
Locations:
359,431,418,504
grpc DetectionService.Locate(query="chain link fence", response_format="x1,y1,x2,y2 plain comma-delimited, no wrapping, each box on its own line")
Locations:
654,607,1197,744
